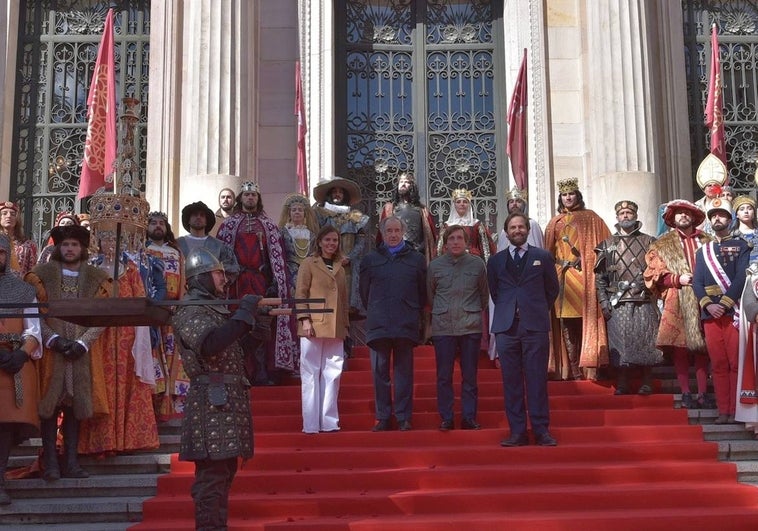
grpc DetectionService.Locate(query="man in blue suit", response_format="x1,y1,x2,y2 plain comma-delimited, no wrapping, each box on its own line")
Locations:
488,212,560,446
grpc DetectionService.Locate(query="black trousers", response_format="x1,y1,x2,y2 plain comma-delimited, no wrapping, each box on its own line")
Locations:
191,457,238,531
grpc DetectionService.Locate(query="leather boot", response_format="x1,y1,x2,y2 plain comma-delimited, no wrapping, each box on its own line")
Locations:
40,417,60,482
0,430,12,505
561,323,584,380
61,410,88,479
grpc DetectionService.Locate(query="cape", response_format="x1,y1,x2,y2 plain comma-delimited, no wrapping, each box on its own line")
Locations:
544,208,611,378
216,212,298,371
643,229,710,353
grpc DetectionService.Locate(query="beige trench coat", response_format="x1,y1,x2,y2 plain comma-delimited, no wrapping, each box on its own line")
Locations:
295,256,349,340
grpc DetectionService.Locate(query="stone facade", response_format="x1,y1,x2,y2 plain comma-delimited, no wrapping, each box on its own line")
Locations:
0,0,697,235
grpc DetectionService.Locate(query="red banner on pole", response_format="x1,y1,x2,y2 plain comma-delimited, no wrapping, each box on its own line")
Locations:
507,49,528,191
295,61,308,196
705,23,727,168
78,8,117,199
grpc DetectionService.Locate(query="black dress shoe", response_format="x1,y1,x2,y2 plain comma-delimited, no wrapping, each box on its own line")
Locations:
500,433,529,447
398,420,412,431
372,419,392,432
535,432,557,446
461,418,481,430
439,420,454,431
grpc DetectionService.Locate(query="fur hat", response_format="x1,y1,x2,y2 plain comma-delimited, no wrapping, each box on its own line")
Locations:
662,199,705,228
181,201,215,234
51,225,91,248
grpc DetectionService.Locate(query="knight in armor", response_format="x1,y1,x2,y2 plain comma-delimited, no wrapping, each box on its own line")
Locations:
171,248,265,530
594,200,663,395
0,233,42,505
25,225,111,481
177,201,239,283
378,172,437,264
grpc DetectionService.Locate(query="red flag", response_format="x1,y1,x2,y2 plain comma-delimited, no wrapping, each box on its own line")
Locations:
78,9,117,199
295,61,308,196
507,49,528,191
705,23,727,168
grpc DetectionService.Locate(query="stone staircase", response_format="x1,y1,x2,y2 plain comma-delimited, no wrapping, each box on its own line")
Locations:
1,366,756,528
0,422,179,529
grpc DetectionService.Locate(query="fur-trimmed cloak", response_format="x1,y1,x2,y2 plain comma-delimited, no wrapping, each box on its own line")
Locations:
643,230,710,354
25,262,111,420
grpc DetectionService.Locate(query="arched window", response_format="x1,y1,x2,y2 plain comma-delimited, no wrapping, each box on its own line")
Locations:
10,0,149,246
336,0,505,232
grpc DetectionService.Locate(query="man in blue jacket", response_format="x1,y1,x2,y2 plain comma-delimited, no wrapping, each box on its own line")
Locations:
359,216,426,431
488,212,560,446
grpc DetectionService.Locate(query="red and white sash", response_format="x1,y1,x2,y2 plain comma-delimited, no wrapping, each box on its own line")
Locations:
703,242,740,328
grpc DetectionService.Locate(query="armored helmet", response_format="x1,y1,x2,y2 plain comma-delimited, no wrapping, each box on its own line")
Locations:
185,248,224,280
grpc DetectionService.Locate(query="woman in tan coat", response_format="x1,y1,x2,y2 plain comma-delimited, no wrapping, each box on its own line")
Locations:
296,225,350,433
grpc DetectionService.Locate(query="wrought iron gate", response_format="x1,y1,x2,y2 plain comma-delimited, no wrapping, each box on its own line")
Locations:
9,0,149,247
684,0,758,195
336,0,504,234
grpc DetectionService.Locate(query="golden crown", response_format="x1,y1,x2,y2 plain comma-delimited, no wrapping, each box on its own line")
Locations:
557,178,579,194
451,188,473,201
89,191,149,230
732,195,756,213
505,186,527,202
89,191,150,255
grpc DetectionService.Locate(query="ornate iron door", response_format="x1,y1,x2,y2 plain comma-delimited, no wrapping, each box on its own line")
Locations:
337,0,504,233
9,0,149,246
684,1,758,194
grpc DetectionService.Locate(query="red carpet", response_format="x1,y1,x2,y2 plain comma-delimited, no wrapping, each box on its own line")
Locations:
133,346,758,530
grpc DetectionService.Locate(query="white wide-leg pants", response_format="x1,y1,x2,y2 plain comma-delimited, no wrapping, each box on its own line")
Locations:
300,337,344,433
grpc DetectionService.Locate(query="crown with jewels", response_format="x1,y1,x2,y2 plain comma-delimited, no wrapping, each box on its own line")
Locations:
240,181,260,193
451,188,473,201
148,211,169,222
557,178,579,194
505,186,527,202
89,190,150,255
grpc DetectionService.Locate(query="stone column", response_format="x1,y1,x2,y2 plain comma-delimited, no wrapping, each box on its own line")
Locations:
145,0,182,220
585,0,688,232
299,2,334,197
176,0,255,224
0,1,19,198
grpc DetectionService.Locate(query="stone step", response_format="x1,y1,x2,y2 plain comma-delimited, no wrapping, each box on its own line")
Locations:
736,461,758,483
8,452,171,476
719,440,758,461
0,496,148,526
4,473,160,499
702,424,758,441
12,434,180,457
